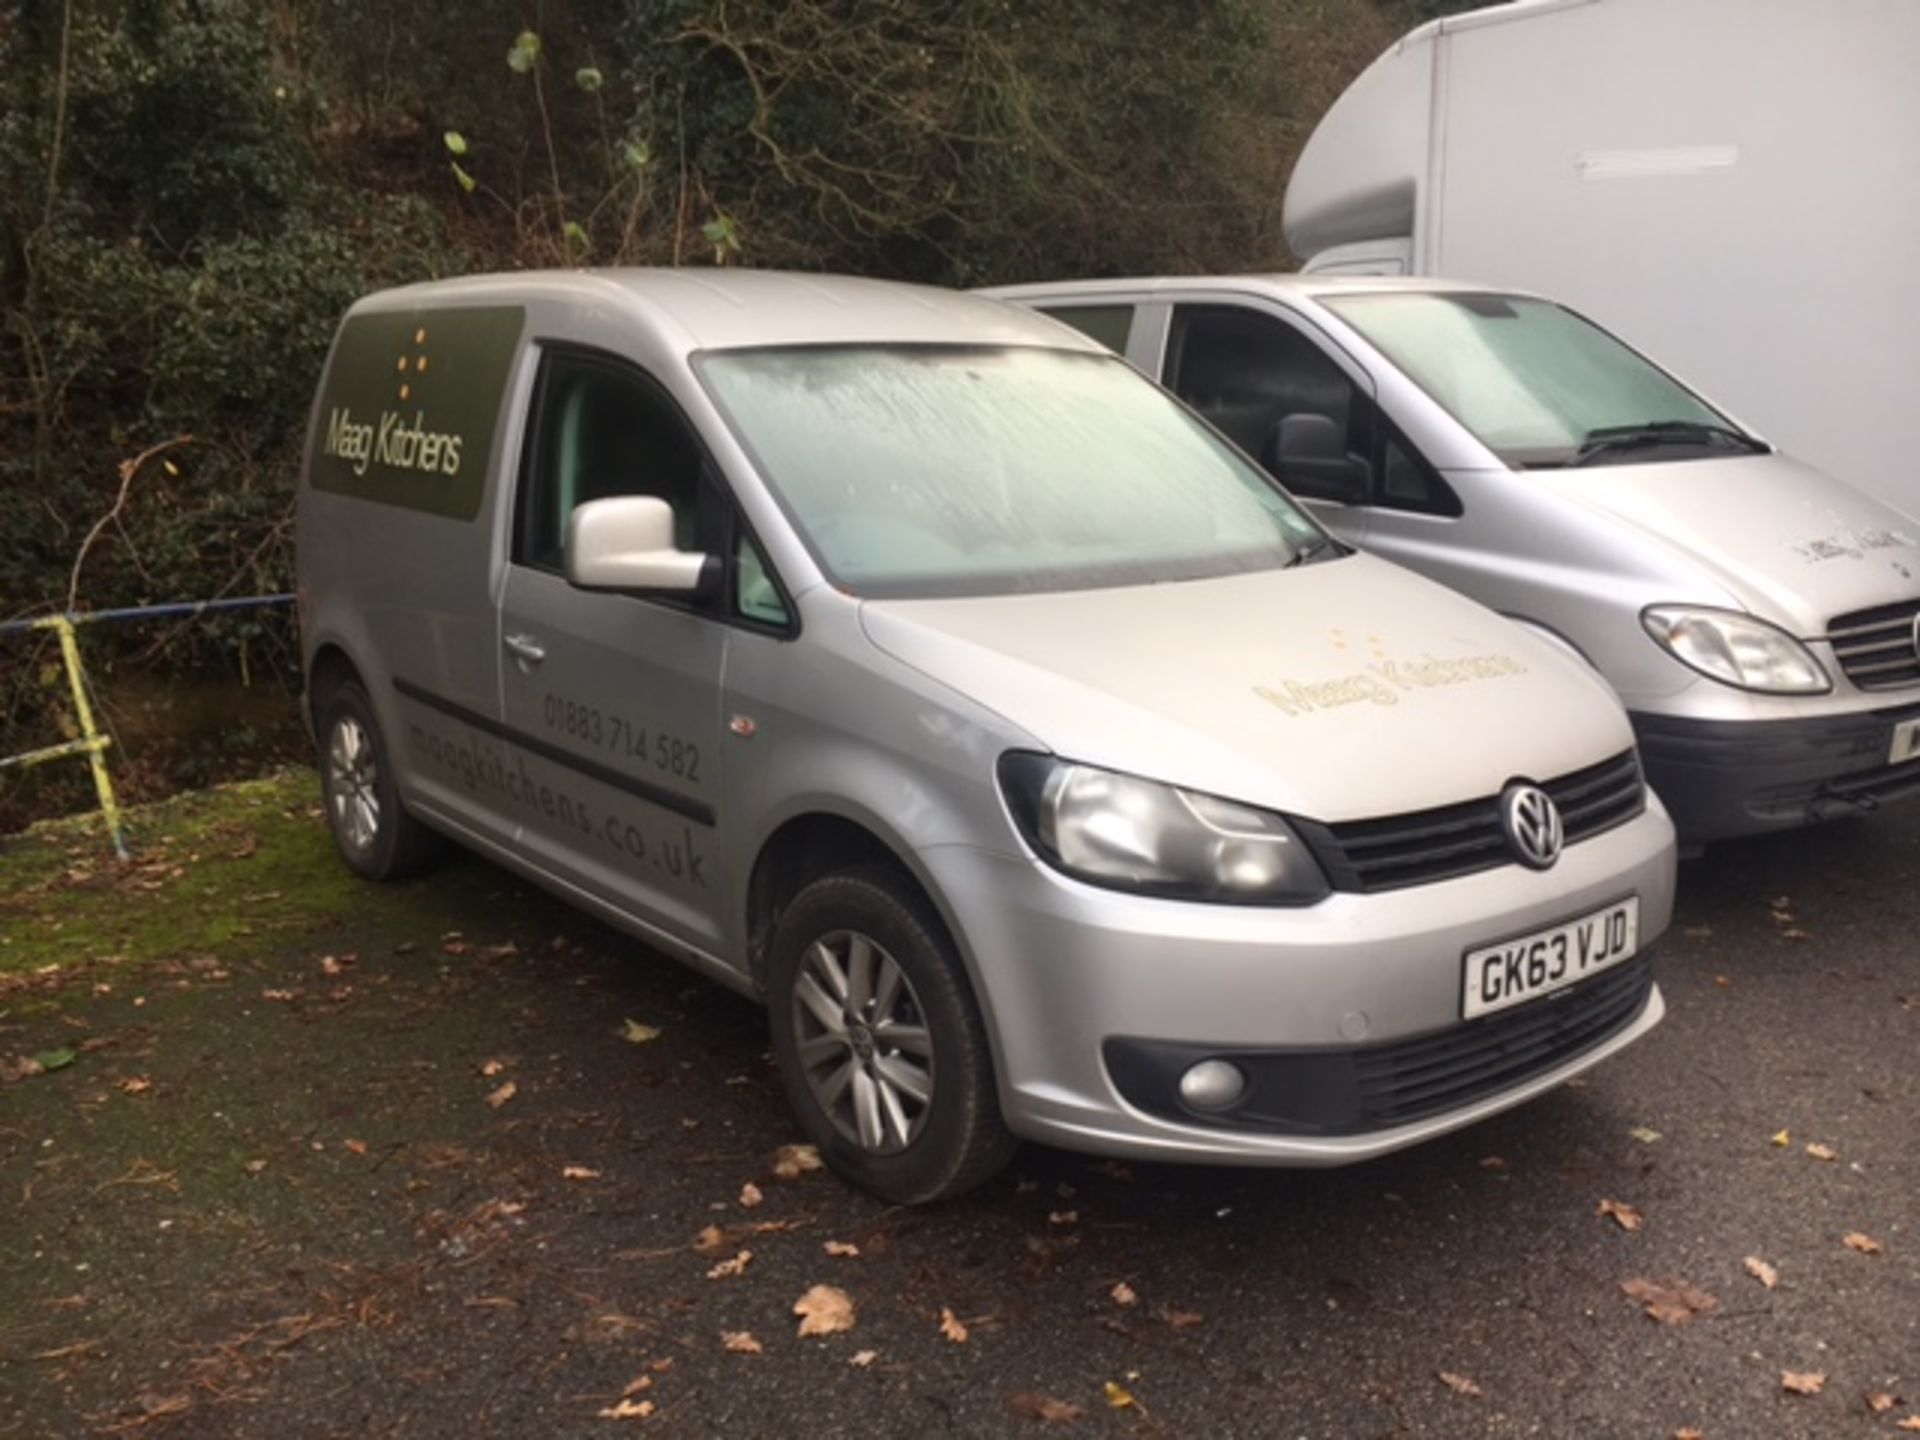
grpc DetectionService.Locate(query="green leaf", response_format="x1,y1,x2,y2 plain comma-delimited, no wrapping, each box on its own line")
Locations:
562,220,590,258
620,139,652,170
574,66,604,93
507,31,541,74
34,1048,77,1072
450,161,477,194
443,130,469,156
701,215,739,246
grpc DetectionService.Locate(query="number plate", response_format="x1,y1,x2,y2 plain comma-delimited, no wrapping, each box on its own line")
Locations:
1890,718,1920,767
1462,897,1640,1020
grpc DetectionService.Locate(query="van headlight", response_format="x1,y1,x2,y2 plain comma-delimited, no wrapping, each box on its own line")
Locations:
997,754,1329,905
1642,605,1831,694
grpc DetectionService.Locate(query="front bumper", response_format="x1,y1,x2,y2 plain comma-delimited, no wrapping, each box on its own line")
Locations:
921,802,1675,1166
1633,701,1920,842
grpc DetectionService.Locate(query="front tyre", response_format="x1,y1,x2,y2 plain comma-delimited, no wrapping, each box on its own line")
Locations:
768,867,1015,1204
315,679,443,881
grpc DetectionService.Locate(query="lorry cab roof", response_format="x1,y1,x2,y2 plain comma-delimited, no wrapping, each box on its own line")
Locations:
348,268,1100,356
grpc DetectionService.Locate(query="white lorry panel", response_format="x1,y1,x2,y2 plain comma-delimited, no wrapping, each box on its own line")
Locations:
1285,0,1920,514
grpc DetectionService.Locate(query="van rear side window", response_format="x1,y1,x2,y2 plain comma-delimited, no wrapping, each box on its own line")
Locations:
307,306,523,520
1037,305,1133,354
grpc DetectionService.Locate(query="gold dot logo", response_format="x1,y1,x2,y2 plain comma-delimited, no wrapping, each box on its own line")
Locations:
397,328,431,402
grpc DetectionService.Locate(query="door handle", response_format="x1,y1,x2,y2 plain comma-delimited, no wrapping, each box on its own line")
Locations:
503,632,547,666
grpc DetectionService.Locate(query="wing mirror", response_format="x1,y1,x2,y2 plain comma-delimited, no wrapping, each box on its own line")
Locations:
566,495,719,598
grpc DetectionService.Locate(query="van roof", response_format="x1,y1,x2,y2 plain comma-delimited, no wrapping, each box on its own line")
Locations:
349,268,1103,354
978,274,1542,305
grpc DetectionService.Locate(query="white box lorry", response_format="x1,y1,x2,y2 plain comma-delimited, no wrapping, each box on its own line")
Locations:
1282,0,1920,514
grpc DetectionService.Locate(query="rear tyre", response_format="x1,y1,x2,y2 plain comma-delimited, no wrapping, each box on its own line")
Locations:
767,866,1016,1204
314,679,443,880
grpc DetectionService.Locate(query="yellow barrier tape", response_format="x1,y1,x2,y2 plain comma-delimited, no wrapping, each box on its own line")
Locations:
4,617,129,858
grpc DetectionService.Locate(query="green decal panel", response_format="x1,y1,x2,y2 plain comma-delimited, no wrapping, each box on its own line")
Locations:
307,306,525,520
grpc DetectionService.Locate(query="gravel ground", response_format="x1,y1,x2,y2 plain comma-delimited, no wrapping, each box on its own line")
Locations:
2,801,1916,1438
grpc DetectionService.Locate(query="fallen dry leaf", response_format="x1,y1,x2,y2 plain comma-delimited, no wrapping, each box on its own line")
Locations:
619,1376,653,1398
118,1076,153,1095
823,1240,860,1258
597,1397,655,1420
344,1138,369,1156
1770,1129,1791,1148
1110,1282,1139,1307
485,1080,517,1109
1621,1278,1718,1326
1896,1416,1920,1432
1438,1372,1484,1398
938,1307,970,1343
1805,1142,1839,1162
794,1284,856,1337
771,1143,823,1179
1010,1392,1086,1424
706,1250,752,1280
1630,1126,1663,1145
1597,1198,1644,1232
1843,1231,1883,1255
1781,1371,1826,1396
562,1165,601,1181
1478,1155,1509,1171
1673,1429,1704,1440
721,1331,763,1355
1048,1210,1078,1226
848,1349,877,1368
1159,1307,1203,1329
1865,1392,1896,1413
739,1182,764,1209
1103,1381,1136,1410
619,1018,661,1044
480,1058,506,1077
1743,1256,1779,1289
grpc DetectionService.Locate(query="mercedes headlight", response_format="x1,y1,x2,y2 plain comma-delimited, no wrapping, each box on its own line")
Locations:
1642,605,1831,694
998,754,1329,905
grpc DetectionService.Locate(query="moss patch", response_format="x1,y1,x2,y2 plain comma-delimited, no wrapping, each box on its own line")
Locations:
0,768,481,977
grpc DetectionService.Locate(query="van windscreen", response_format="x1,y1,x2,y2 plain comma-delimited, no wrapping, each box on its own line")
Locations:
697,346,1330,598
1321,293,1761,470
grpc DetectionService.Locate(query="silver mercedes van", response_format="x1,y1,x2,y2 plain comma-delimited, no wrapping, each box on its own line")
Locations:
985,276,1920,844
297,269,1675,1202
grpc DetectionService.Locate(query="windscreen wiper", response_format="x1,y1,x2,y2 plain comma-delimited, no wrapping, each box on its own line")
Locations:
1572,420,1768,466
1284,535,1348,568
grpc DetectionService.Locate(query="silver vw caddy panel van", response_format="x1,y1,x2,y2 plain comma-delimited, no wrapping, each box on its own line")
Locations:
985,277,1920,844
297,270,1675,1202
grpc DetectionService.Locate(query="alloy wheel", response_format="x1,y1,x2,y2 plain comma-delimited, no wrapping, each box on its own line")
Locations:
326,713,381,853
791,930,936,1153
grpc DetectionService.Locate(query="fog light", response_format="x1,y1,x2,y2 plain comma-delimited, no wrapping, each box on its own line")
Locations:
1177,1059,1246,1112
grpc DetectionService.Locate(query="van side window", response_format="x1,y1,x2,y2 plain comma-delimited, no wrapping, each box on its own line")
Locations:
1167,305,1370,504
734,532,791,628
515,349,719,572
1378,421,1462,517
1037,305,1134,354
